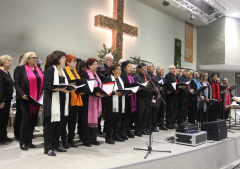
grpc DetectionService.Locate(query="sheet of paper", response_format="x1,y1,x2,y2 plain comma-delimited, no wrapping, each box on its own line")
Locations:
102,83,114,95
76,84,86,89
158,79,163,84
137,81,148,87
87,80,95,92
125,86,139,93
38,94,44,105
171,82,176,90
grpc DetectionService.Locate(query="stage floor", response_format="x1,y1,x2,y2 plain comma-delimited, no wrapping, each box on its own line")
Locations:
1,118,240,169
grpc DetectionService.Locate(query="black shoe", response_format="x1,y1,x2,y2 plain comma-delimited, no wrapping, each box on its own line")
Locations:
5,137,13,142
91,141,100,145
44,150,56,156
141,130,150,135
54,147,67,152
28,142,36,148
0,138,6,143
20,143,28,150
113,137,125,142
68,139,78,148
159,125,168,130
134,131,142,137
83,142,92,147
105,139,115,144
151,127,159,132
167,125,174,129
98,130,103,135
127,131,135,138
62,141,69,149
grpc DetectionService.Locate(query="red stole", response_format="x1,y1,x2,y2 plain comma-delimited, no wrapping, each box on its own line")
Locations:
212,81,220,103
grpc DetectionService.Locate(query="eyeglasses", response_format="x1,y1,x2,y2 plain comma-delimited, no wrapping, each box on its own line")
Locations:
72,60,77,63
108,60,114,62
28,57,38,60
115,69,121,71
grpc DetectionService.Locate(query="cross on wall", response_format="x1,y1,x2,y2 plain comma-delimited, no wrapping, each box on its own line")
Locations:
94,0,138,58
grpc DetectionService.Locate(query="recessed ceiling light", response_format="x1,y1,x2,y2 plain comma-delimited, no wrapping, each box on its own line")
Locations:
230,13,239,17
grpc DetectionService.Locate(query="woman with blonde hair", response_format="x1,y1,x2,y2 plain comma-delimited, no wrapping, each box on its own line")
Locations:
0,55,14,143
14,52,44,150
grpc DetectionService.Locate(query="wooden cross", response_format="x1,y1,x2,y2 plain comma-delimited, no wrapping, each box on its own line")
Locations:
94,0,138,58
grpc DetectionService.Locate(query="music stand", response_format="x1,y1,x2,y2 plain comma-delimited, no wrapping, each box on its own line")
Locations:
130,57,171,159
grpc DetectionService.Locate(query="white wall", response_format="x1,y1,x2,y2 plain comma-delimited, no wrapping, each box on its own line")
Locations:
0,0,197,75
225,17,240,65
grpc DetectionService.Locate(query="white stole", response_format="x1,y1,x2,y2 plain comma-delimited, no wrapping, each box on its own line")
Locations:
51,65,69,122
111,75,125,113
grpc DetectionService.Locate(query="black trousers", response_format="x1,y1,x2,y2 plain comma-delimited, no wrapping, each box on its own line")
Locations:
177,94,189,124
20,100,39,144
61,106,79,141
105,105,122,140
0,100,11,140
14,98,22,138
166,93,178,126
224,109,230,120
78,107,83,140
157,94,166,126
188,95,198,124
151,106,158,129
44,116,62,151
135,97,150,132
81,107,97,144
218,101,224,119
209,102,219,122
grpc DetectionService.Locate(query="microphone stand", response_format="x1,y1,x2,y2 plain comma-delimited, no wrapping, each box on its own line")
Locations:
131,57,171,159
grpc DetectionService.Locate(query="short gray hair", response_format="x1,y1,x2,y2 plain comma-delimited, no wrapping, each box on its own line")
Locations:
146,63,152,68
156,66,161,73
105,53,113,59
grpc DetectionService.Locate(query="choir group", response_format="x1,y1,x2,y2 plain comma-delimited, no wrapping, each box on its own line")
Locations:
0,51,233,156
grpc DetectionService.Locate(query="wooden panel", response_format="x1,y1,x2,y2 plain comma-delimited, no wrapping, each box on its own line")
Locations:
185,21,193,63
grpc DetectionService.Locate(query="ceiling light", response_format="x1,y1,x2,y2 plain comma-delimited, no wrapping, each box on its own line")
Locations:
190,14,196,20
162,0,170,6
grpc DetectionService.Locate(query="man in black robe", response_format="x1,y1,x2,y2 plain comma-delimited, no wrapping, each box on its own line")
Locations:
96,53,114,134
155,66,167,130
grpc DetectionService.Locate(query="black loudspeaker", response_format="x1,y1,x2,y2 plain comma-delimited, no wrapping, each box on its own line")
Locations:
201,120,227,141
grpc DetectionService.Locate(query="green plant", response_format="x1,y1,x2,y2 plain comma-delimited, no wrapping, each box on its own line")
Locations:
97,43,121,65
174,38,182,68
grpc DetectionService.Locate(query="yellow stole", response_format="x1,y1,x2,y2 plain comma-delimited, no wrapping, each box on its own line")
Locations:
65,66,83,106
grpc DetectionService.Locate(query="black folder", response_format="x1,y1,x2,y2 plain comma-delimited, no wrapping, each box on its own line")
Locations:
69,79,95,94
229,85,238,91
54,84,85,92
162,82,176,92
28,95,43,107
220,85,228,91
192,86,209,95
124,81,149,88
208,99,218,103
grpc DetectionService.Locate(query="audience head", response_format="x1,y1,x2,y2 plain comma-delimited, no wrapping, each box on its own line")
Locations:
146,63,154,74
182,69,189,77
86,58,98,73
169,65,176,75
223,78,228,85
118,58,126,66
79,61,87,74
131,64,137,76
19,52,38,66
44,54,51,71
18,54,24,65
188,72,192,80
121,61,132,74
37,59,43,68
217,78,221,84
66,54,77,69
211,73,218,82
193,71,199,80
156,66,164,76
205,72,209,82
137,63,147,76
109,64,121,78
49,50,66,68
0,55,12,70
201,73,206,82
105,53,114,67
176,68,181,76
76,58,82,73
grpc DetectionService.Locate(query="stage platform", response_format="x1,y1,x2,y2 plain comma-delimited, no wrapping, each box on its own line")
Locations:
1,121,240,169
